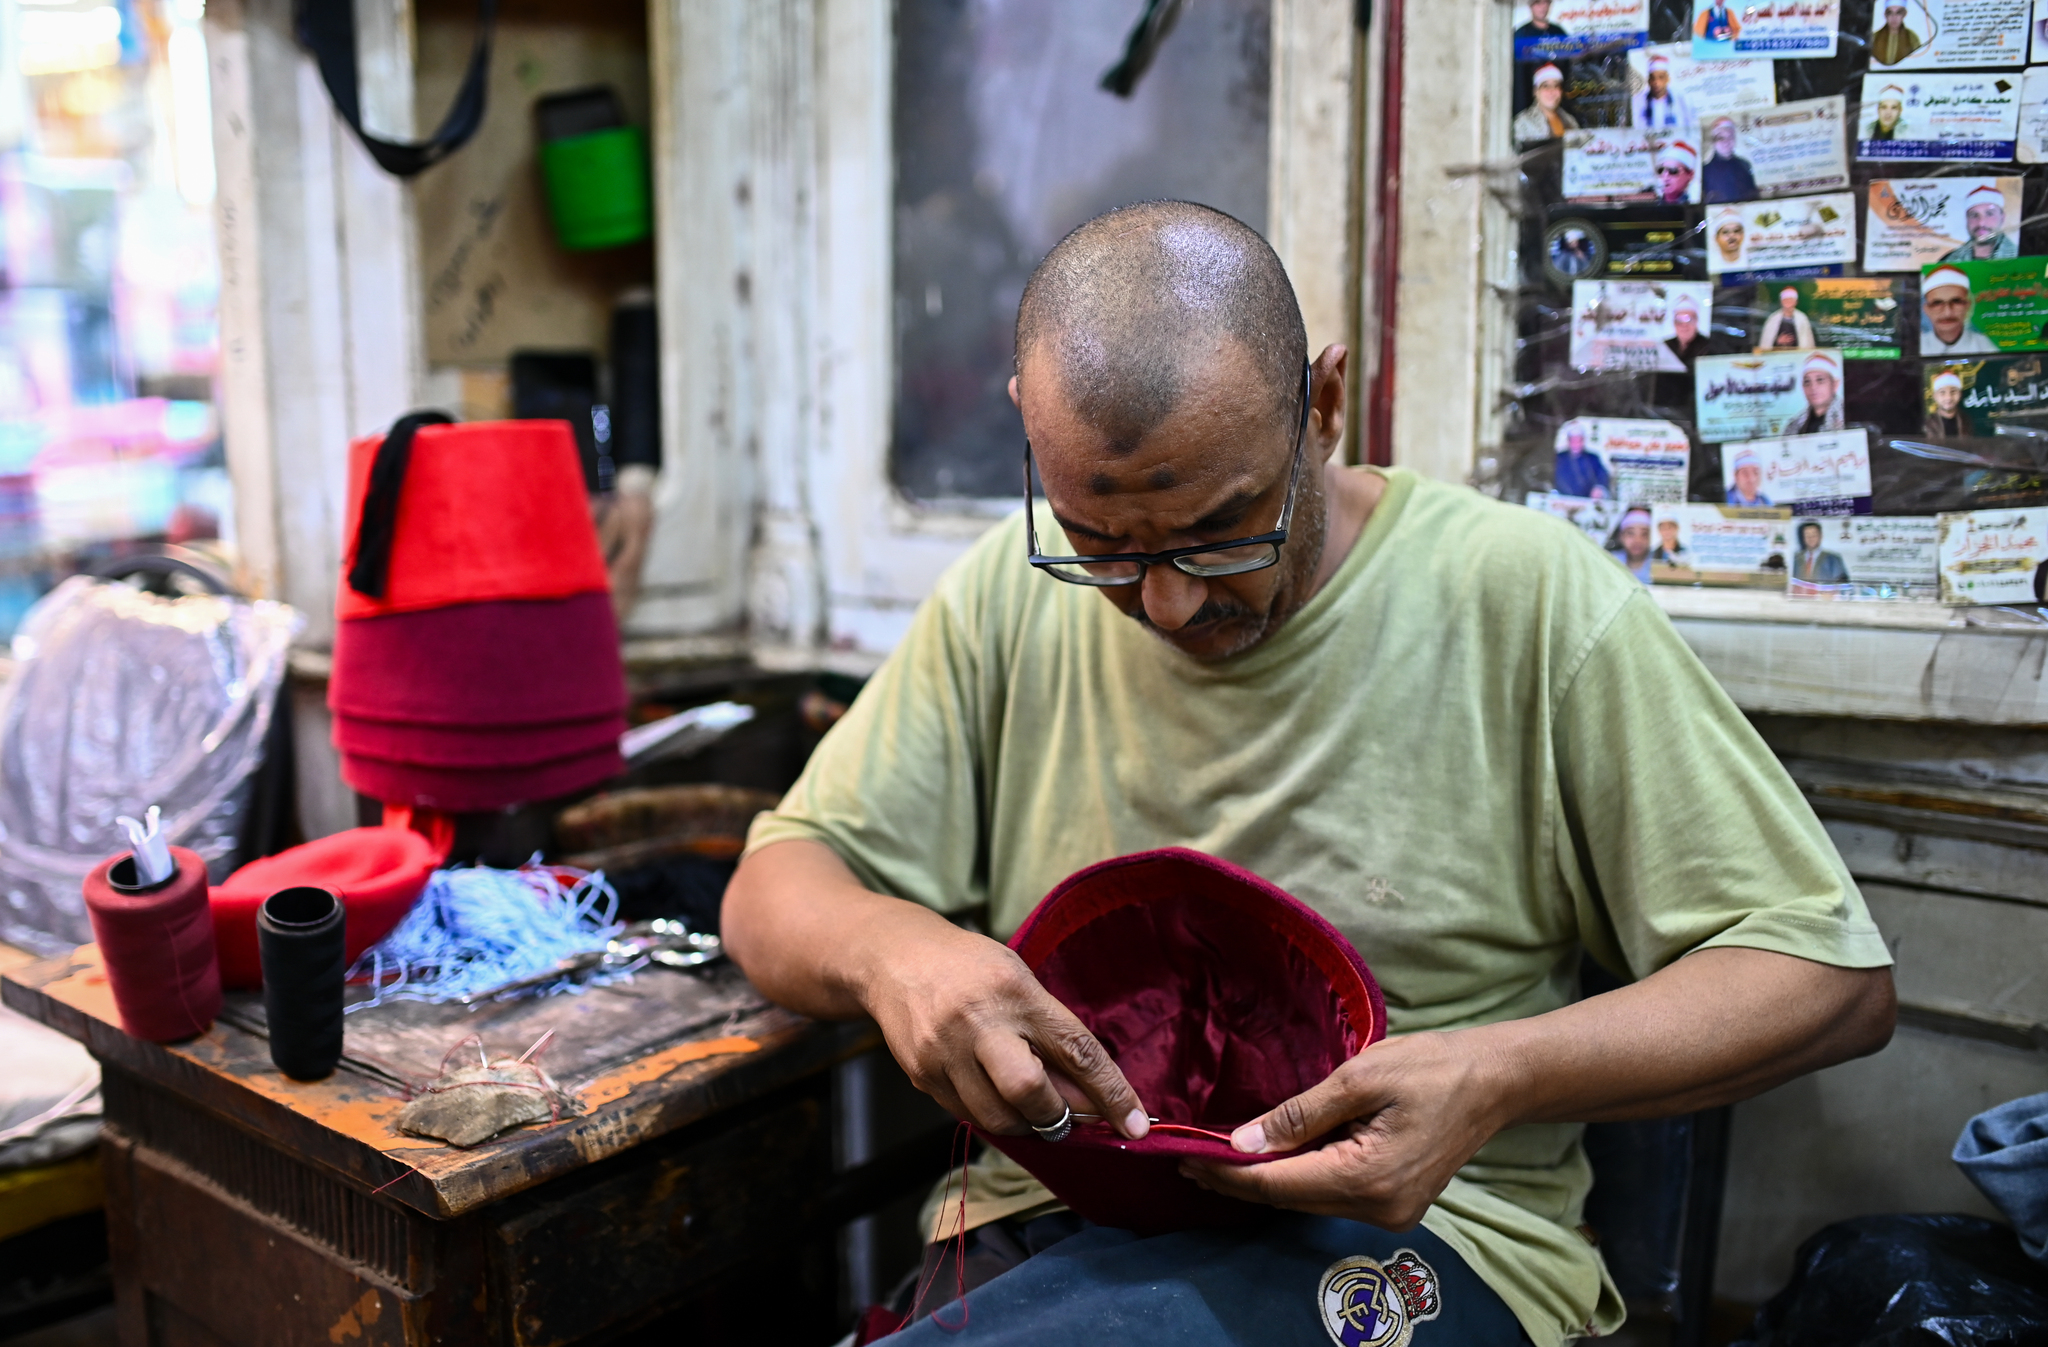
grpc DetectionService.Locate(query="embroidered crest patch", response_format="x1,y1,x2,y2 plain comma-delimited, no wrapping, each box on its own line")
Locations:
1317,1249,1443,1347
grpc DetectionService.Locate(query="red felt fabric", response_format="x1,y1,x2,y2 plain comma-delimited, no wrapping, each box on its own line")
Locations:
328,593,627,728
979,848,1385,1236
209,827,444,988
339,741,624,812
330,708,624,768
334,420,610,620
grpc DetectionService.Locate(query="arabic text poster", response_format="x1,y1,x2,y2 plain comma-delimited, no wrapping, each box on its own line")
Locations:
1626,42,1776,129
1695,351,1820,441
1719,428,1873,512
1651,503,1793,586
1570,279,1716,371
1514,0,1652,62
1785,516,1941,597
1937,506,2048,602
1864,177,2023,270
1706,193,1858,283
1866,0,2029,71
1692,0,1840,58
1857,73,2023,160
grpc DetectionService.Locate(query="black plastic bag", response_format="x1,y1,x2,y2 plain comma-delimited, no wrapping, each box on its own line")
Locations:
1737,1214,2048,1347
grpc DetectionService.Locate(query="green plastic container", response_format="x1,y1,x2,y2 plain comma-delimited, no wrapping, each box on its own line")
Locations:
538,125,651,252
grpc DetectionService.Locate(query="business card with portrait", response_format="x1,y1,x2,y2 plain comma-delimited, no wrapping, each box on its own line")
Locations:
1692,0,1840,58
2034,0,2048,62
1705,194,1858,284
1747,278,1903,357
1937,506,2048,603
1918,258,2048,356
1865,0,2030,72
1695,349,1837,442
1626,42,1775,130
1857,73,2023,160
1542,206,1705,287
1571,279,1717,370
1720,428,1873,514
1864,177,2024,270
1554,417,1692,503
1697,97,1850,203
1920,354,2048,437
1650,503,1793,587
1785,515,1941,599
1513,0,1651,63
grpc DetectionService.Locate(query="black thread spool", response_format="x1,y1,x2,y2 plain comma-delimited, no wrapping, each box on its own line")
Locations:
257,886,347,1080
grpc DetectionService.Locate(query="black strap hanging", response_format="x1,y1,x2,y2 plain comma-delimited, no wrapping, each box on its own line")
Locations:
347,411,455,599
296,0,497,178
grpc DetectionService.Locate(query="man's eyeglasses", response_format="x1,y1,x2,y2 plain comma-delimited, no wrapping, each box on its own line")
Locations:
1023,361,1313,587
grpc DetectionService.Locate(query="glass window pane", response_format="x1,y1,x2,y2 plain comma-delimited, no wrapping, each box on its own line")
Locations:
893,0,1272,502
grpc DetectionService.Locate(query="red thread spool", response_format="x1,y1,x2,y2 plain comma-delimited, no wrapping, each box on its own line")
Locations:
82,845,223,1043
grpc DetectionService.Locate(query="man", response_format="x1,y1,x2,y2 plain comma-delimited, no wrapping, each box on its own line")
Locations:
1790,520,1850,587
1712,209,1747,267
1607,507,1653,583
1554,422,1611,498
1695,0,1740,42
1634,54,1693,130
1726,447,1772,505
1925,369,1969,439
1870,3,1924,65
1652,516,1688,565
1783,350,1847,435
726,201,1894,1347
1941,185,2017,263
1665,295,1708,368
1653,138,1697,204
1868,86,1907,140
1550,227,1597,278
1514,0,1568,46
1757,286,1816,349
1513,65,1580,146
1921,265,2000,355
1702,117,1757,203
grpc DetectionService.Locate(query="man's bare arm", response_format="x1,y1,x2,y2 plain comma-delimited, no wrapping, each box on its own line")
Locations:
1188,947,1894,1228
723,838,1151,1139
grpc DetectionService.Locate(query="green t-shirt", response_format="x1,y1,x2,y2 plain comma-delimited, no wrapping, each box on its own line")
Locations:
746,467,1890,1346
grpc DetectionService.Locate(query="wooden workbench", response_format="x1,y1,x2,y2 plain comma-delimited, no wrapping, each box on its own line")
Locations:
2,945,889,1346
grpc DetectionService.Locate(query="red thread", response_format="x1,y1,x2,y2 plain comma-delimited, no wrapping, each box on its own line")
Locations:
82,847,222,1043
905,1122,974,1334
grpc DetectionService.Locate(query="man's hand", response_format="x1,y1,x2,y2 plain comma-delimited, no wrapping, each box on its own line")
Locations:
1185,947,1893,1226
723,838,1152,1139
1181,1031,1508,1230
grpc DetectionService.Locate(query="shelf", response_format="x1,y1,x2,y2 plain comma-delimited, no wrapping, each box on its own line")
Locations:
1651,587,2048,726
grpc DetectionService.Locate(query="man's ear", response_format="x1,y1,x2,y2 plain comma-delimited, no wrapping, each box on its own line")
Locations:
1310,345,1349,461
1008,375,1021,409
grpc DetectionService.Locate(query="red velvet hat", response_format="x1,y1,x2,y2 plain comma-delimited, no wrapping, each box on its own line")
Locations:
339,743,625,813
979,848,1385,1236
209,827,444,988
330,709,624,768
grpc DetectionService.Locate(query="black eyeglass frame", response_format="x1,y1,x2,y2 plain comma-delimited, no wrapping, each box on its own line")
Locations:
1023,360,1315,587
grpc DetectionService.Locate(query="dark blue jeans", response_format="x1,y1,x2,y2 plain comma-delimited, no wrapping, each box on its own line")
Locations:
890,1212,1531,1346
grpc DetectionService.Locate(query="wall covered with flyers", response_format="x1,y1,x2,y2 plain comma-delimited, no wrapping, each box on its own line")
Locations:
1493,0,2048,606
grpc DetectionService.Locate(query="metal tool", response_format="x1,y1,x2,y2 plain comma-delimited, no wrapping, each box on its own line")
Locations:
458,919,723,1004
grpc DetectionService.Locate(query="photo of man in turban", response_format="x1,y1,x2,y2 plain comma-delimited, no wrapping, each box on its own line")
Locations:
1654,138,1698,204
1666,295,1709,368
1702,116,1758,203
1869,3,1924,66
1924,369,1969,439
1634,54,1693,130
1725,448,1772,506
1712,209,1747,267
1783,351,1846,436
1512,64,1580,146
1921,266,2000,356
1867,86,1907,140
1757,286,1816,350
1554,422,1612,499
1607,507,1654,583
1941,185,2017,263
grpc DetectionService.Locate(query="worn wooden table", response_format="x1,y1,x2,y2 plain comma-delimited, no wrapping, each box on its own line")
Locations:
2,946,897,1347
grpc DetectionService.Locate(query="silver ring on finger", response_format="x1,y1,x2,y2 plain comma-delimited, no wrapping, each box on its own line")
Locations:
1030,1103,1073,1143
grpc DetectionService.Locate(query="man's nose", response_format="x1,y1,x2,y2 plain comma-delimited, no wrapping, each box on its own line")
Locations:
1140,564,1209,630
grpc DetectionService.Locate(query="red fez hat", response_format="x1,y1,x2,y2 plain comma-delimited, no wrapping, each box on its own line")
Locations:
979,849,1385,1235
209,827,444,988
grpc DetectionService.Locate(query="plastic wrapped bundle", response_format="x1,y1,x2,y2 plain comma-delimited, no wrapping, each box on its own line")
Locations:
0,577,299,955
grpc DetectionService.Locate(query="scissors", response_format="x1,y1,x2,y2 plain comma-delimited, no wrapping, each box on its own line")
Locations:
459,919,724,1005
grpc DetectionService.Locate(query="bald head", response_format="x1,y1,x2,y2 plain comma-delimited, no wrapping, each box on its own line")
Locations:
1015,201,1306,454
